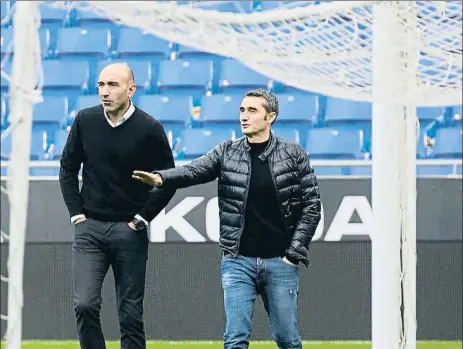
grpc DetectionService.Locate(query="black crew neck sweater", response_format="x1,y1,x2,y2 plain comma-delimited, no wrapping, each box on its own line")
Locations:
59,105,175,223
239,139,291,260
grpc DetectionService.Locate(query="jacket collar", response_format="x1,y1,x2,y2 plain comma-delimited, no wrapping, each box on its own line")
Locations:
243,132,277,161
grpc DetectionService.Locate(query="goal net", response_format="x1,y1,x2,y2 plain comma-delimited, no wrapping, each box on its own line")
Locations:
0,1,461,348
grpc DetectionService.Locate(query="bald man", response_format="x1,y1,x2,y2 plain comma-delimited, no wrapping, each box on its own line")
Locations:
59,63,176,349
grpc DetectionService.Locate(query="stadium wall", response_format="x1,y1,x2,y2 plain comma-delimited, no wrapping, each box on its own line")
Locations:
1,178,462,340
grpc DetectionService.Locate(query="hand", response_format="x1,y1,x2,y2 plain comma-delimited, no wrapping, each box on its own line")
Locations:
281,256,298,266
132,171,163,187
74,217,87,225
128,221,137,231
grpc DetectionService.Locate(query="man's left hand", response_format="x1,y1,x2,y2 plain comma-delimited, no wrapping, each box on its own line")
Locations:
128,221,137,231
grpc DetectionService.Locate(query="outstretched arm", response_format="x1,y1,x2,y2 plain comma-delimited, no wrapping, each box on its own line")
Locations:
133,142,224,189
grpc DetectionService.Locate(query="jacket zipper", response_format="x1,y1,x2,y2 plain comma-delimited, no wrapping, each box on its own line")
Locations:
235,150,252,256
268,155,290,236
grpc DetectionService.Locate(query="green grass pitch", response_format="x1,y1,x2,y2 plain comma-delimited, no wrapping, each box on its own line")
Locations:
0,341,461,349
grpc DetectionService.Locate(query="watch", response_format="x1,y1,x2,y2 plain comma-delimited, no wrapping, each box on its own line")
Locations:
132,218,147,231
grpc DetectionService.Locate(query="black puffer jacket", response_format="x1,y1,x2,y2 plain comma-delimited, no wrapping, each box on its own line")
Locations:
156,134,321,266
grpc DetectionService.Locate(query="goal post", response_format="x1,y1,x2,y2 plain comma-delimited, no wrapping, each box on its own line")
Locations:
1,2,43,349
1,1,461,348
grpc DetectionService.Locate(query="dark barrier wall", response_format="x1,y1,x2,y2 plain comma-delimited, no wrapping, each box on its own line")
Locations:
0,178,462,340
0,178,462,242
0,242,462,340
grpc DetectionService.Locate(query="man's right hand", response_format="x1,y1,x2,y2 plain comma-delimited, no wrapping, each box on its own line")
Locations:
132,171,163,187
74,217,87,225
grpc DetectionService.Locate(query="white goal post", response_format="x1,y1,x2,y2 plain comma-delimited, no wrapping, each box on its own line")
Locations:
1,1,461,349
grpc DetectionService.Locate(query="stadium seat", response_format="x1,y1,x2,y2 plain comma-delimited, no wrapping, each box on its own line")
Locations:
1,1,12,27
39,2,71,29
324,97,371,124
116,28,172,62
271,127,300,144
41,60,90,95
55,28,111,60
178,128,236,159
198,94,241,132
96,59,153,93
157,60,213,100
1,132,11,160
1,27,51,58
177,44,222,63
348,166,372,176
451,105,462,124
433,127,462,158
51,128,70,159
30,126,51,160
219,59,272,95
33,96,68,126
306,127,364,159
73,95,101,113
137,95,193,141
74,8,117,28
416,106,445,123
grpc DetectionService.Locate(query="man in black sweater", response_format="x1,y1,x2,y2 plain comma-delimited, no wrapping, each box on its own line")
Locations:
133,89,321,349
59,63,175,349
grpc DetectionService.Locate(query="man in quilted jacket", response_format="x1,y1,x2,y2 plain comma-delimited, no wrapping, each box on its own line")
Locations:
133,89,321,349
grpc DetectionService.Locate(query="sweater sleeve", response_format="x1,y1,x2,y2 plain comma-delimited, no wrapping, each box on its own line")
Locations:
136,122,176,222
59,112,85,218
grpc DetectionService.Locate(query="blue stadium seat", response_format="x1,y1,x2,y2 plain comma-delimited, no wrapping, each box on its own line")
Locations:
74,8,116,28
30,126,51,160
137,95,193,141
42,60,90,95
433,127,462,158
324,97,371,124
39,2,71,29
33,96,68,126
177,44,222,63
1,132,11,160
451,105,462,124
116,28,172,62
1,28,51,58
55,28,111,60
73,95,101,113
274,93,319,147
416,106,445,123
198,94,241,132
1,1,12,27
306,127,364,159
51,129,69,160
157,60,213,100
348,166,372,176
271,127,300,144
219,59,271,95
96,60,153,93
179,128,236,159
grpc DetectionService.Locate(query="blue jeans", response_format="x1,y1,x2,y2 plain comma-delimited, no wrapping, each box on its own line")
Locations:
220,254,302,349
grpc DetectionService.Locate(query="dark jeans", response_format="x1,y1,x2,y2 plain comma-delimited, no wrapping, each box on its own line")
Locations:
221,255,302,349
72,218,149,349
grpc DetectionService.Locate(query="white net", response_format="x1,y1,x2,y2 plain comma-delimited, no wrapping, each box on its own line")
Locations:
49,0,463,106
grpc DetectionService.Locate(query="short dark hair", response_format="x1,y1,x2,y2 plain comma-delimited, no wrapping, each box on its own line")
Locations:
244,89,279,121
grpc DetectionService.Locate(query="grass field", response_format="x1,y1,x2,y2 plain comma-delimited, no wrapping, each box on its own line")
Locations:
1,341,461,349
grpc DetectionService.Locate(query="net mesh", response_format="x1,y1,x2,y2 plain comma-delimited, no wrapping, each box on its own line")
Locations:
46,0,463,106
